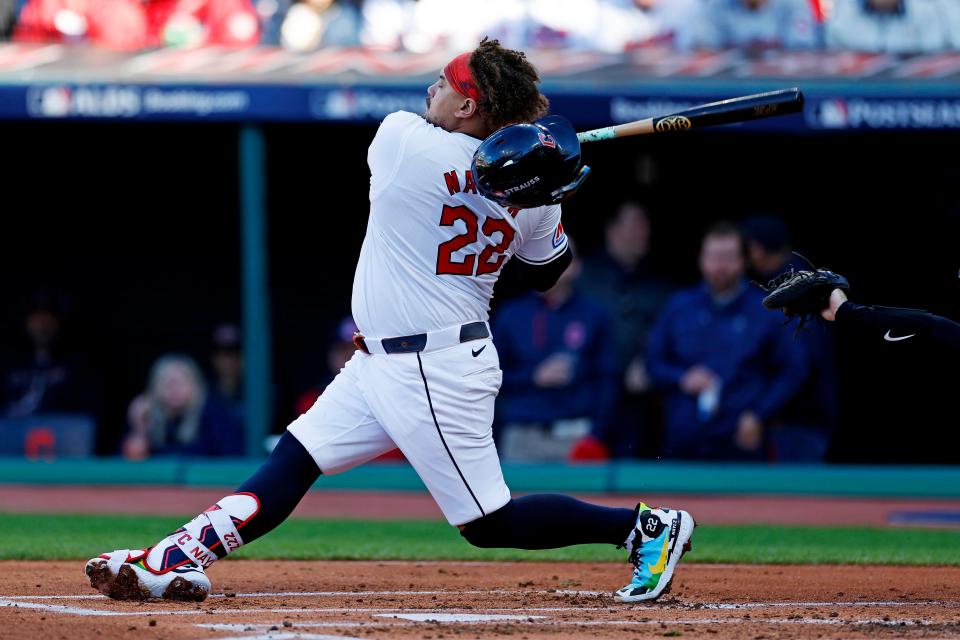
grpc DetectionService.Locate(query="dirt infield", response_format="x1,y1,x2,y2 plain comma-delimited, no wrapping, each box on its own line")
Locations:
5,485,960,525
1,561,958,639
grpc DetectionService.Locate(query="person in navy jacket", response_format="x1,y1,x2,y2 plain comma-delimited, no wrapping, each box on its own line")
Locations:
493,248,618,460
646,221,807,460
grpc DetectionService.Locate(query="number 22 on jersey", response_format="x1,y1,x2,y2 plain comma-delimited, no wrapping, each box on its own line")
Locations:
436,205,516,277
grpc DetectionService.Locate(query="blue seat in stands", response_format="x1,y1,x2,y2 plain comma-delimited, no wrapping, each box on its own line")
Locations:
0,414,96,458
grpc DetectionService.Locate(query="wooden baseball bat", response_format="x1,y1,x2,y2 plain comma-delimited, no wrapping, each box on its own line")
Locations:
576,88,804,143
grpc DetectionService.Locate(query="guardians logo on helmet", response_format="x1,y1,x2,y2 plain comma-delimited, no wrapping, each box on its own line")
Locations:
472,114,590,209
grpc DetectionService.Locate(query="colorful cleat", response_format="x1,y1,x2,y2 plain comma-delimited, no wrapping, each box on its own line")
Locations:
85,548,210,601
615,503,695,603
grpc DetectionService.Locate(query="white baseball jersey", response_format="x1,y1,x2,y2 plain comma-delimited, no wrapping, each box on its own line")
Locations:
352,110,567,338
291,110,568,526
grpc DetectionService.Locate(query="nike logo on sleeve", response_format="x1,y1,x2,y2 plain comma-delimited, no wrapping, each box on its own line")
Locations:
884,330,916,342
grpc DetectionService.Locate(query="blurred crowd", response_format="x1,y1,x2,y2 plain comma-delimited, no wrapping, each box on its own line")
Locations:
0,300,249,458
1,209,840,464
1,0,960,54
493,208,836,464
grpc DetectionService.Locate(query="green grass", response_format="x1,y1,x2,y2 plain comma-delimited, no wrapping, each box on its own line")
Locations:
3,513,959,565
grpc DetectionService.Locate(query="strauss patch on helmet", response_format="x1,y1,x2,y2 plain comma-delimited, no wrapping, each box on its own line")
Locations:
501,176,541,196
472,114,590,209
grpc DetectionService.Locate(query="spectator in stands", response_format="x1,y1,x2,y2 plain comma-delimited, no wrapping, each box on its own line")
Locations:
483,0,701,54
14,0,259,50
519,0,653,53
646,222,807,460
1,292,96,420
493,245,618,462
359,0,412,50
123,354,243,459
742,216,837,462
210,323,244,428
825,0,959,54
578,202,674,457
293,316,358,416
691,0,817,52
401,0,505,53
627,0,704,50
275,0,360,51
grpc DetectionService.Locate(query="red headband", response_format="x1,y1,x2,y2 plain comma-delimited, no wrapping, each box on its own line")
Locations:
443,52,483,103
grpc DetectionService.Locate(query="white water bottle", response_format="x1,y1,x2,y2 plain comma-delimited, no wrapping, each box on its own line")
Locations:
697,381,721,421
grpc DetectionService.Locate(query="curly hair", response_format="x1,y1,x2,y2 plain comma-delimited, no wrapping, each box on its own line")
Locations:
469,38,550,132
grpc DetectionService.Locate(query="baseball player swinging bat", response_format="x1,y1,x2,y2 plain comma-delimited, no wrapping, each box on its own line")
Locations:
576,88,805,144
87,40,696,607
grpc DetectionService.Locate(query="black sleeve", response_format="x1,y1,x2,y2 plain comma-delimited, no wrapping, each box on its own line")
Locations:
513,245,573,292
835,301,960,355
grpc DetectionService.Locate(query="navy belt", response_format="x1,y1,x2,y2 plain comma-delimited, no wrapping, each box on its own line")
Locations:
354,321,489,355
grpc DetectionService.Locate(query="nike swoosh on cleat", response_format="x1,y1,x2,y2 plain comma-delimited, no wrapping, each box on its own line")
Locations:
646,534,671,574
472,346,486,357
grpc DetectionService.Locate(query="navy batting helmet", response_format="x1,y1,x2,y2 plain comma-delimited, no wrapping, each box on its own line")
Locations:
471,115,590,209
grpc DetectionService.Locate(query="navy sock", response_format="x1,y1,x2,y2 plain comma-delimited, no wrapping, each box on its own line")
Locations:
219,431,321,556
460,494,637,549
151,431,321,569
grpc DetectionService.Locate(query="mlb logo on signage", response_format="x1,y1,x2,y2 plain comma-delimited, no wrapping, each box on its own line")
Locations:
552,222,566,248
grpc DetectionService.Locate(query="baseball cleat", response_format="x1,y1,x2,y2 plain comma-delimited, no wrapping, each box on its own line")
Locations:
615,504,695,603
85,548,210,601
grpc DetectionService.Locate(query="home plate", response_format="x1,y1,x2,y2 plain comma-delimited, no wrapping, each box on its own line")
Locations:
375,613,547,623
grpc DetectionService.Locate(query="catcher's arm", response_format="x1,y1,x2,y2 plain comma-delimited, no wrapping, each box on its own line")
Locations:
833,300,960,354
764,268,960,353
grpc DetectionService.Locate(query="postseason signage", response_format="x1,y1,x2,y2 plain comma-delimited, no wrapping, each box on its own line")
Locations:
25,85,252,118
7,83,960,132
11,84,429,122
1,45,958,129
805,97,960,130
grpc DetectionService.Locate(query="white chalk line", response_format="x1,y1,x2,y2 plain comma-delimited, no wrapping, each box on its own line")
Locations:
376,613,547,622
3,585,954,640
0,600,955,637
5,596,953,632
5,589,952,607
697,600,945,609
194,617,949,632
199,623,377,630
0,604,607,614
211,634,367,640
2,589,950,617
2,598,951,622
0,589,587,601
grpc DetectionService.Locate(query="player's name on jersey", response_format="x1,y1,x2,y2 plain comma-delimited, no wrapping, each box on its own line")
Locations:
443,169,521,218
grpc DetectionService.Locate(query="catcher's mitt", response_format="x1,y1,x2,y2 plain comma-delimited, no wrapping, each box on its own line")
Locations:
759,268,850,323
